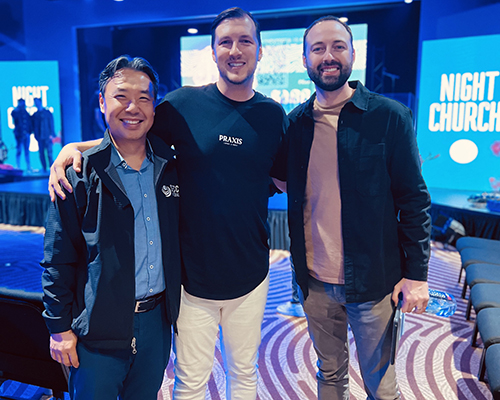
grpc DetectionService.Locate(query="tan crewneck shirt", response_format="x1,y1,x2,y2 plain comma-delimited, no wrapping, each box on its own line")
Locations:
304,96,351,284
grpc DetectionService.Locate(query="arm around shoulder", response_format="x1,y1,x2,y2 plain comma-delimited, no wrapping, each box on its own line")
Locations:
48,139,102,201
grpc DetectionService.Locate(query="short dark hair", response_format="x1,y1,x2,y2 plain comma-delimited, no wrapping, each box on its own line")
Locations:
303,16,353,54
211,7,261,48
99,55,159,101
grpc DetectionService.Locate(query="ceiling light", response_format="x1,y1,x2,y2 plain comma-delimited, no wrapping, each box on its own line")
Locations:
187,28,198,34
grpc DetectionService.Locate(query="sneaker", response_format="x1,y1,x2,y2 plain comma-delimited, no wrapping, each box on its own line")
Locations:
276,301,306,318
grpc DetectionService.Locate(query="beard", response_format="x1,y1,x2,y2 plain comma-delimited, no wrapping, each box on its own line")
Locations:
306,61,352,92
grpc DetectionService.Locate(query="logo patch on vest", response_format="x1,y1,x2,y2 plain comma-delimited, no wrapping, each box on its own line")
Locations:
162,184,180,198
219,135,243,147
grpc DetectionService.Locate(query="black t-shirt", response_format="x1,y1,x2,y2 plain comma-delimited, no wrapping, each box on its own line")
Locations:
150,84,286,299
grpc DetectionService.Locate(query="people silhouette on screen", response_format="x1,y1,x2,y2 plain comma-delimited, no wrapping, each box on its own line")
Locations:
11,98,32,171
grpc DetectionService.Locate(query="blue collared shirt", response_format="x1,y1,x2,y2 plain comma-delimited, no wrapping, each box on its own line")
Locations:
112,144,165,300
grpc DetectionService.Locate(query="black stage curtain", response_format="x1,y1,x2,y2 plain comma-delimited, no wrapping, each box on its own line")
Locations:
268,210,290,251
430,204,500,240
0,192,50,227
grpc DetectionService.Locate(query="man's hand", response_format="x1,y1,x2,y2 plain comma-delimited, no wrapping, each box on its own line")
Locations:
48,139,102,201
50,330,79,368
48,144,82,202
392,278,429,314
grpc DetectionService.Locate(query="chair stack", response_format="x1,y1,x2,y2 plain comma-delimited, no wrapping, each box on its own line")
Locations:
0,287,69,399
456,237,500,399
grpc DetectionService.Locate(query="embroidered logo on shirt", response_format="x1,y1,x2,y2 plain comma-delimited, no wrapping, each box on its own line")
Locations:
219,135,243,147
162,185,180,198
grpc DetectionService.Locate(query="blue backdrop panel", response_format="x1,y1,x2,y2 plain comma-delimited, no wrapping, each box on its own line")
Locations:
0,61,62,171
417,35,500,191
417,34,500,192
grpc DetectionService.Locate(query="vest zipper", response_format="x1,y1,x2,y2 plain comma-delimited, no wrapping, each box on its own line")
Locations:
131,337,137,354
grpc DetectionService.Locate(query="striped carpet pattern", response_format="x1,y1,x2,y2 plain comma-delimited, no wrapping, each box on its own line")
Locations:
0,227,492,399
158,244,493,399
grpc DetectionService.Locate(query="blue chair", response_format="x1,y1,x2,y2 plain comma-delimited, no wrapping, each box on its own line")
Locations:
458,246,500,284
462,263,500,298
456,237,500,252
465,283,500,321
485,343,500,399
471,308,500,382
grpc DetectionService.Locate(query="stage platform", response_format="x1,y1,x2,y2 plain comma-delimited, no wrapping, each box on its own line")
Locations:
267,189,500,242
429,187,500,240
0,178,51,227
0,181,499,241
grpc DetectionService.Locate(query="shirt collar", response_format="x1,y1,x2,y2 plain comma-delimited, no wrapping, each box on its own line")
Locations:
110,140,155,169
347,81,369,111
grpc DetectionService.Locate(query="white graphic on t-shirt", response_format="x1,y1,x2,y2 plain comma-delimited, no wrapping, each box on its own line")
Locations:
219,135,243,147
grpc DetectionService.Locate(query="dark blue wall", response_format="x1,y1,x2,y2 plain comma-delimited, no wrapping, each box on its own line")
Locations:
1,0,498,144
10,0,405,143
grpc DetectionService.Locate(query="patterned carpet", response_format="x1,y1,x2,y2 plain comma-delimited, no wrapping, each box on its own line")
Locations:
0,228,493,399
158,245,493,400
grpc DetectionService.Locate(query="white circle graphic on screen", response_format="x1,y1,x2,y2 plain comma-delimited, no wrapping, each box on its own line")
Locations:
449,139,478,164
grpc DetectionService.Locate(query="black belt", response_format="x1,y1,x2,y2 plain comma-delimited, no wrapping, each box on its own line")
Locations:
135,291,165,313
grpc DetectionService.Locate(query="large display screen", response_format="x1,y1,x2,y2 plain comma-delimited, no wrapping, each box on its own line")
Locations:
0,61,62,171
181,25,367,113
417,34,500,191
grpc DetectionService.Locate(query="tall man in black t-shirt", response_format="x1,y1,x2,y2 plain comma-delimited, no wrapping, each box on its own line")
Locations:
48,8,286,400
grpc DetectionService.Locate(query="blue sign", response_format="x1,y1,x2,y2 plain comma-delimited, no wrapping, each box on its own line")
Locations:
0,61,62,171
417,35,500,191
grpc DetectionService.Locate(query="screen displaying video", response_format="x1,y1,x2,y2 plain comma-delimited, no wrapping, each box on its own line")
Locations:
0,60,62,171
181,24,367,113
417,34,500,191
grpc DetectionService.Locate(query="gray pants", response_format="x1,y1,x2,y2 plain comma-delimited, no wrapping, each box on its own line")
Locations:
303,276,400,400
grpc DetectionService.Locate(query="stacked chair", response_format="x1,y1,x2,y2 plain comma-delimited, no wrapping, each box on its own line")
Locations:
457,237,500,287
456,237,500,400
0,287,69,399
485,343,500,400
